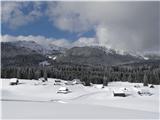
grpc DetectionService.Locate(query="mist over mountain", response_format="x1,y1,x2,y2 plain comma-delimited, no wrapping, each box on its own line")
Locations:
1,40,160,67
56,46,142,65
144,53,160,60
9,40,66,55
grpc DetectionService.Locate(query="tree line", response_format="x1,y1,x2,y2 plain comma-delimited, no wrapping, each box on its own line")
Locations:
1,62,160,85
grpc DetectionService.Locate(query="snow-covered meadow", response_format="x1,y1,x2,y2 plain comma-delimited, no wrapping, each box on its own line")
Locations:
0,78,159,119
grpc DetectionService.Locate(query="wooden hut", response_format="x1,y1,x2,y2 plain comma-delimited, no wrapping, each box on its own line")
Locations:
10,78,19,85
113,89,126,97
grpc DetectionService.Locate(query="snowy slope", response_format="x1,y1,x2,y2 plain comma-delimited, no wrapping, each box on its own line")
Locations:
6,41,148,60
92,46,147,60
1,78,159,119
10,41,65,55
56,46,143,65
2,101,158,119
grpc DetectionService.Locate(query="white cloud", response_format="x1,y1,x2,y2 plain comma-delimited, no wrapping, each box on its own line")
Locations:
73,37,97,47
46,2,95,33
1,2,43,29
95,25,111,49
50,39,72,48
1,34,99,49
1,34,58,48
46,2,137,33
1,2,159,53
46,2,159,53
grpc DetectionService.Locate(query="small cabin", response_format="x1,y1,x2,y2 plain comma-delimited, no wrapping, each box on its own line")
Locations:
10,78,19,85
72,79,82,84
113,89,126,97
150,85,155,88
54,79,62,85
137,89,152,96
55,80,61,83
65,81,74,85
94,84,104,89
39,78,47,82
134,85,141,88
57,87,71,94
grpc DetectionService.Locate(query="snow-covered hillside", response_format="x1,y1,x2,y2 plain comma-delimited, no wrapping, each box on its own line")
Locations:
1,78,159,119
6,41,148,60
92,46,148,60
10,41,65,55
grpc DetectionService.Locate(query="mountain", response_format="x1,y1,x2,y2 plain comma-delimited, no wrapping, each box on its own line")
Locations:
55,46,142,65
90,46,146,59
9,41,66,55
144,53,160,60
2,41,158,67
1,42,38,58
1,42,47,67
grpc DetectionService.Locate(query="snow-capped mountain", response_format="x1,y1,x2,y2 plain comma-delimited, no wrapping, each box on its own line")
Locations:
90,46,147,60
56,46,143,65
10,41,66,55
4,40,149,60
144,52,160,60
2,40,157,66
107,46,160,62
1,42,47,67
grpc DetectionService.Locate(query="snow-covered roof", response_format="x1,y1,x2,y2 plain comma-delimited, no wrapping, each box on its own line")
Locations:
55,79,61,82
58,87,68,91
113,88,125,93
10,78,18,82
139,89,150,93
72,81,77,84
39,78,45,80
73,79,81,82
94,84,103,89
67,81,74,84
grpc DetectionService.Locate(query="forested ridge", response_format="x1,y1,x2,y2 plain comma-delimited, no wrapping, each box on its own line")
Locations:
1,61,160,85
1,42,160,85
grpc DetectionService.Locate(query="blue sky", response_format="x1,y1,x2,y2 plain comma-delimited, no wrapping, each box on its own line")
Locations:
2,16,95,41
1,1,159,53
1,2,95,41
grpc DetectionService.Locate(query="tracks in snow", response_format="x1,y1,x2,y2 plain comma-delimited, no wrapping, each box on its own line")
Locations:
69,91,105,100
0,91,106,103
0,99,60,103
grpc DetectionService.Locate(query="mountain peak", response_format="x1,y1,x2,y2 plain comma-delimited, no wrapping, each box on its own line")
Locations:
56,46,142,65
5,40,65,55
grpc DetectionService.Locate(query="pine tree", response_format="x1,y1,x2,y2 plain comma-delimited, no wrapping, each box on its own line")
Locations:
103,75,108,86
128,74,133,83
16,68,21,79
35,70,40,80
143,73,148,86
44,69,48,81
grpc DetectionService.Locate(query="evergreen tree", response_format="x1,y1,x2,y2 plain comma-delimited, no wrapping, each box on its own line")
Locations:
35,70,40,80
16,68,21,79
143,73,148,86
103,75,108,86
43,69,48,81
128,74,133,83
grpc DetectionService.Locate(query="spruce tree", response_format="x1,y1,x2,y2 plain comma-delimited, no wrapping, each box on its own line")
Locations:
103,75,108,86
143,73,148,86
35,70,40,80
44,69,48,81
16,68,21,79
128,74,133,83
